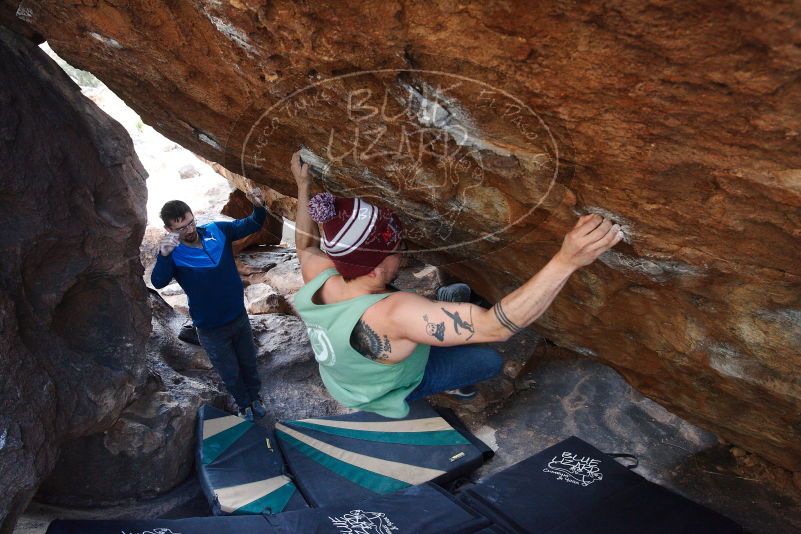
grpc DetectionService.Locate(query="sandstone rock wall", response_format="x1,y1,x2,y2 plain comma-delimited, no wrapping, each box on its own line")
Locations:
18,1,801,471
36,291,227,506
0,26,149,532
220,188,283,253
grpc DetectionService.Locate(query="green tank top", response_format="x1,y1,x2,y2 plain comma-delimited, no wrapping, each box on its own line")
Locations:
294,268,430,418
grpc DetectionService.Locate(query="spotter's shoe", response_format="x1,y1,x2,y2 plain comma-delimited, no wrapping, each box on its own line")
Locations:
251,397,267,419
238,406,254,422
178,322,200,346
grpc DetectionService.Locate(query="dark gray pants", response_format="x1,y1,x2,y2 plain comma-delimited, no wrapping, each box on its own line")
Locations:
196,311,262,410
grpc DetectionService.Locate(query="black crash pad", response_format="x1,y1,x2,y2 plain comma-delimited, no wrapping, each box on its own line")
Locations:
458,435,743,533
45,515,277,534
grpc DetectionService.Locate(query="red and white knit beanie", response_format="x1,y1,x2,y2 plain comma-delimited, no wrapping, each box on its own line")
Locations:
308,192,403,278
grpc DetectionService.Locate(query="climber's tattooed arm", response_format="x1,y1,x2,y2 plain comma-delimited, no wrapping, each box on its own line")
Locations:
422,314,446,341
493,301,523,335
441,307,475,341
421,306,477,342
351,320,392,361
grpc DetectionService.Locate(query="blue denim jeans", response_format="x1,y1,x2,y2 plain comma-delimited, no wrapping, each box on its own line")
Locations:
407,282,503,400
436,283,471,303
407,345,503,400
196,310,262,410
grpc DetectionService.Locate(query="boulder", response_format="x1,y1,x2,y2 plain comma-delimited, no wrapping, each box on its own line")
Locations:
391,257,446,299
250,313,346,428
221,188,283,253
257,258,305,296
160,282,186,297
36,292,226,506
208,160,297,220
177,163,199,180
22,0,801,471
0,27,149,531
139,226,164,283
162,293,190,316
237,247,296,277
245,283,291,315
147,289,211,373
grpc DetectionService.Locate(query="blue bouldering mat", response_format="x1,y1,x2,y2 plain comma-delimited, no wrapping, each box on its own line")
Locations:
275,400,492,506
197,405,308,515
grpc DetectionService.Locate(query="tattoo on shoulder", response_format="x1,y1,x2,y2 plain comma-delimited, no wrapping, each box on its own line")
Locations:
441,307,475,341
351,319,392,361
493,301,522,334
422,314,446,342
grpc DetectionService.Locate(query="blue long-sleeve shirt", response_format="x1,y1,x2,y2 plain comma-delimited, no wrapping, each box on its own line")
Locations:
151,207,267,329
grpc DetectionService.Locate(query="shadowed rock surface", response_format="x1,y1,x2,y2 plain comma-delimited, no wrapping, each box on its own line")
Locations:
478,350,801,534
250,312,347,428
35,292,227,506
0,27,149,532
19,0,801,471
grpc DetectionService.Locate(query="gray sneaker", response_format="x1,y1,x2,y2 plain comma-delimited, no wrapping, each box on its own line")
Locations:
251,397,267,419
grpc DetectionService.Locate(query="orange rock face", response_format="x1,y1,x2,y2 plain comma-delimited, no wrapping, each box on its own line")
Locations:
220,188,283,254
21,1,801,470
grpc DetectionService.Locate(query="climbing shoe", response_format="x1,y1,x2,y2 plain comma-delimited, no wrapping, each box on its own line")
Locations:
251,397,267,419
178,322,200,346
436,283,472,303
238,406,254,422
444,385,478,400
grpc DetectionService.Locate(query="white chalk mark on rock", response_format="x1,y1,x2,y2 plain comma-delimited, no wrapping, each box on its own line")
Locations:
89,32,123,49
571,346,599,358
573,206,634,243
197,132,222,151
298,147,332,176
204,14,254,53
599,251,703,282
16,5,34,21
402,81,511,157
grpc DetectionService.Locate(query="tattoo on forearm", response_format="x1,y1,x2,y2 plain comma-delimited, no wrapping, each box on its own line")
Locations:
441,307,475,341
493,301,523,334
351,320,392,361
422,314,446,342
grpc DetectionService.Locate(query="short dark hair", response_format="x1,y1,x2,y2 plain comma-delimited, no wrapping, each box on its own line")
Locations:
160,200,192,227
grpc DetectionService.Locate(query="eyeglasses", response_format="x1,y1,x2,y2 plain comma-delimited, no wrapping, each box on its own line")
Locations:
173,218,196,233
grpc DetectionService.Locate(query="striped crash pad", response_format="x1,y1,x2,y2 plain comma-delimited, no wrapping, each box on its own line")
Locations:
197,405,308,515
275,400,492,507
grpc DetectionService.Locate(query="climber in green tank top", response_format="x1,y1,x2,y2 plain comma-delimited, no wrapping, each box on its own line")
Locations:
288,151,624,418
